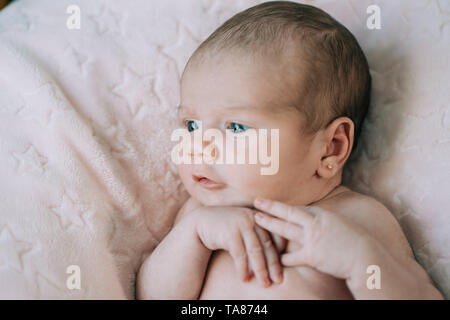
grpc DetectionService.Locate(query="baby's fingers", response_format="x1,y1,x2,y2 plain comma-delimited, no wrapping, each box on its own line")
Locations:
228,233,250,282
254,211,304,243
254,198,313,227
241,229,271,288
254,226,283,284
281,250,308,267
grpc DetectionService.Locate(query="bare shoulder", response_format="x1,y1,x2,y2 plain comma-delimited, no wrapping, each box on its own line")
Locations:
174,196,204,225
314,186,414,258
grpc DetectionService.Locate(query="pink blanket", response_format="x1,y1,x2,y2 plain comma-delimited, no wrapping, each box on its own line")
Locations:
0,0,448,299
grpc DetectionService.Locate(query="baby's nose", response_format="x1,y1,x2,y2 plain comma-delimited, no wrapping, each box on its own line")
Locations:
190,140,218,162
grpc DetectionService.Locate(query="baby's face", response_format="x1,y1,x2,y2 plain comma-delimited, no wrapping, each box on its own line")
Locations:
177,53,324,207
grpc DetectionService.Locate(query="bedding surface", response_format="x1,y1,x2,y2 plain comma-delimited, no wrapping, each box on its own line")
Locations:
0,0,449,299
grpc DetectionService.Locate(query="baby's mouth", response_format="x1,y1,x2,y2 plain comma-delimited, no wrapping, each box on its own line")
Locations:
192,174,225,190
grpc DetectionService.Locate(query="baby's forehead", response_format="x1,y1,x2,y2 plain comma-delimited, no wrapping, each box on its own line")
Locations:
177,101,283,117
181,53,304,105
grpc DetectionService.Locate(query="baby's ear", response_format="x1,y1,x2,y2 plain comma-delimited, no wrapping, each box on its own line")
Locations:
317,156,341,179
317,117,354,178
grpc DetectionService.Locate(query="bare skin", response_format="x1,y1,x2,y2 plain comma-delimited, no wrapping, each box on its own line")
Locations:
136,53,443,300
137,186,442,299
197,188,442,299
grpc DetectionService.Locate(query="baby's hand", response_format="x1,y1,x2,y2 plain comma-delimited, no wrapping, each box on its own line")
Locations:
253,197,374,281
191,206,284,288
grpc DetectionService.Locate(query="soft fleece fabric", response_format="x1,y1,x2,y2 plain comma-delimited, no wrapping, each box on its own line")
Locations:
0,0,448,298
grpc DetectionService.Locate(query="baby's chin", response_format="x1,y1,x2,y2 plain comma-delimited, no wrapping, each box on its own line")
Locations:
192,192,254,208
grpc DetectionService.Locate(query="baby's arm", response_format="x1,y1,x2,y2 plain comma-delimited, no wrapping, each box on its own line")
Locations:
136,197,210,300
325,194,443,299
253,195,444,299
339,196,443,299
348,235,443,299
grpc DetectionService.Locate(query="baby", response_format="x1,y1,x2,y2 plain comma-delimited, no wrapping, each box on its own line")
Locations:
137,1,442,299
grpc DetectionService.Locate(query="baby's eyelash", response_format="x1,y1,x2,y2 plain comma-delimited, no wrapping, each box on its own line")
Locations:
179,118,191,127
180,119,253,134
184,119,200,132
226,122,251,134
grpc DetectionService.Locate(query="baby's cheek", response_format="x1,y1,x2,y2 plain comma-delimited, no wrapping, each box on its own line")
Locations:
177,164,194,188
227,163,274,194
177,164,187,180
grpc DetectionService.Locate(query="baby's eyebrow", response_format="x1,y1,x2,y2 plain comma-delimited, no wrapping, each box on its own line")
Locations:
222,105,280,115
177,105,198,119
177,105,188,116
177,104,279,116
223,105,254,111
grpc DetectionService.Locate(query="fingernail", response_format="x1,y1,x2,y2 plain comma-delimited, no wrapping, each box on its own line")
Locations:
254,197,267,208
254,212,264,220
276,273,283,283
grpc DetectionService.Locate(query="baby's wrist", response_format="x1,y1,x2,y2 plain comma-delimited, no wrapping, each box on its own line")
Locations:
183,208,212,252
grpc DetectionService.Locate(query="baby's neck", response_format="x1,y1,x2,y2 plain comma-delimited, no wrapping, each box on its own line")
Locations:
308,184,350,206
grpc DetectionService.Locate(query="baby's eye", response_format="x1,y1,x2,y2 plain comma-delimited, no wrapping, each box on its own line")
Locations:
184,120,199,132
227,122,250,134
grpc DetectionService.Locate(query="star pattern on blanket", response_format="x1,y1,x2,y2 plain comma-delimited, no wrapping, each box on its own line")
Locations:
11,144,48,176
158,21,200,77
0,10,33,34
19,9,41,32
401,105,450,150
0,91,27,116
0,226,32,273
402,0,450,40
35,270,68,299
49,194,87,230
200,0,216,12
203,0,254,17
111,67,161,119
60,45,89,76
102,120,136,160
17,83,61,127
1,0,449,300
89,5,124,36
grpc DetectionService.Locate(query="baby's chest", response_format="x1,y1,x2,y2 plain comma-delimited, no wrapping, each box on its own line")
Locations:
198,248,352,300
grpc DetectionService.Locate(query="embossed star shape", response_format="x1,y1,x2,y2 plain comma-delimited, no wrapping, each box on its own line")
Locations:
102,120,135,159
89,5,124,35
60,45,89,76
0,226,32,272
35,271,67,298
20,9,41,31
159,22,201,77
402,0,450,39
11,144,48,176
17,83,59,127
111,67,161,118
0,89,27,116
50,194,86,230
